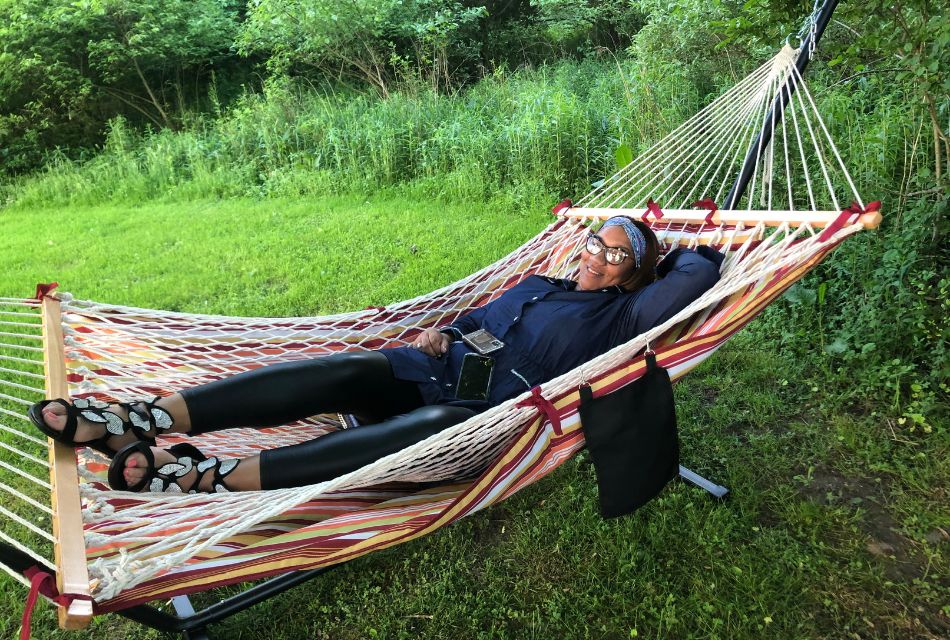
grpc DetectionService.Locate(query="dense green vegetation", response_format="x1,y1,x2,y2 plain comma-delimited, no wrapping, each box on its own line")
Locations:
3,59,704,208
0,0,946,637
1,1,947,180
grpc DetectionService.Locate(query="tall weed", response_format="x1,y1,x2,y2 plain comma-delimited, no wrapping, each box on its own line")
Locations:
748,78,947,434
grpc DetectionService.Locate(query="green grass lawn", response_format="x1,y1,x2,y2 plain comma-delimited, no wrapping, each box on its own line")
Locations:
0,195,547,314
1,196,946,639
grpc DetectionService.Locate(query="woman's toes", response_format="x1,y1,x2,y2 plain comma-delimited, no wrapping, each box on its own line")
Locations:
124,451,148,471
42,405,66,431
124,468,146,484
123,452,149,484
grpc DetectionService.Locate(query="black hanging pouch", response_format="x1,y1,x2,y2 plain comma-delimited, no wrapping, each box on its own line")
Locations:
578,353,679,518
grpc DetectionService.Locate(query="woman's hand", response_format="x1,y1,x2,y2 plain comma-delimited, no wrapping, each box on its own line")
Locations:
413,328,451,357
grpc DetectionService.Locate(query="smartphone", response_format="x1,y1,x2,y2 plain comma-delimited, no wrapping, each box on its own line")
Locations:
461,329,504,355
456,353,494,401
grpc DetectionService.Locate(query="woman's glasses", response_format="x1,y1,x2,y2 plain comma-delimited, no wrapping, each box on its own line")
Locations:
585,233,630,265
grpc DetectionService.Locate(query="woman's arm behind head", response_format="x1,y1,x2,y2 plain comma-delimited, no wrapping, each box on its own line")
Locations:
613,247,724,343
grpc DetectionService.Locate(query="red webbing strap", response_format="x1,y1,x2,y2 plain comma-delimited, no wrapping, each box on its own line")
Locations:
818,200,881,243
19,567,92,640
32,282,58,301
552,198,573,216
516,386,563,436
692,198,719,226
642,199,664,223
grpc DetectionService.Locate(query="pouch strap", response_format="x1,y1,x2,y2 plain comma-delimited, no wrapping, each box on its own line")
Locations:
645,352,658,371
579,384,593,405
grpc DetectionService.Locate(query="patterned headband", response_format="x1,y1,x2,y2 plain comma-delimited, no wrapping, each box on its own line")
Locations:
601,216,647,269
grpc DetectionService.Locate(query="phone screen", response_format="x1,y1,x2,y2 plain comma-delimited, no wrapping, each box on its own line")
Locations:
456,353,494,400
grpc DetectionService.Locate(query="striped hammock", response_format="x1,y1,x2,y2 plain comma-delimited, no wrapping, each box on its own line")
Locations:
0,43,880,627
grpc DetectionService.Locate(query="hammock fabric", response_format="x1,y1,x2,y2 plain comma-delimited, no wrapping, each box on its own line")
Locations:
0,38,880,625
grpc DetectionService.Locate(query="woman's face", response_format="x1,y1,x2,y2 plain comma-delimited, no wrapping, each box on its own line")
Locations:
577,224,638,291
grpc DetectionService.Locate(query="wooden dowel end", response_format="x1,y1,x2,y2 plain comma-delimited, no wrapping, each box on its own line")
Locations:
860,210,883,229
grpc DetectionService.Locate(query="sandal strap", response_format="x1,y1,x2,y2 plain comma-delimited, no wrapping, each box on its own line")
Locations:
148,443,206,493
194,457,240,493
147,446,239,494
121,397,175,442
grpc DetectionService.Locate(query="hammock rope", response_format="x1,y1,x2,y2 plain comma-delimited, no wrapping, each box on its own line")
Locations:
0,42,880,616
578,54,782,209
576,45,862,216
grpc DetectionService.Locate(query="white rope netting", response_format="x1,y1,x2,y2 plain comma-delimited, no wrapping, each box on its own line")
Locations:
575,44,862,213
0,298,54,590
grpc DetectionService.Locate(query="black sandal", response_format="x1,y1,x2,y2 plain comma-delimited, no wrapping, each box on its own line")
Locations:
108,441,240,494
28,397,175,457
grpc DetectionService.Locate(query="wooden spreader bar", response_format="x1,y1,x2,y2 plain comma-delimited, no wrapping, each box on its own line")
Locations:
559,206,882,230
42,296,93,629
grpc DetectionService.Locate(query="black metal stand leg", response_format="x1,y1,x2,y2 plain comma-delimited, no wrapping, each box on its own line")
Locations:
116,564,340,637
679,464,729,500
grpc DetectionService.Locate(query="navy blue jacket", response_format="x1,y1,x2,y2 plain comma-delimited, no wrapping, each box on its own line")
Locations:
382,247,722,411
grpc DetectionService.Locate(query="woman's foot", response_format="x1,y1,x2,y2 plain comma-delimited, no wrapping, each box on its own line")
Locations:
40,400,143,453
29,396,186,457
110,442,259,493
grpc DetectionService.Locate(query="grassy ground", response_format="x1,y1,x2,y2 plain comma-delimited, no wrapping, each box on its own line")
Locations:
0,196,946,639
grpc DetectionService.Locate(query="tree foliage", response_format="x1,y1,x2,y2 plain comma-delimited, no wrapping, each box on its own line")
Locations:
87,0,241,127
0,0,242,173
1,0,948,186
238,1,643,96
714,0,949,181
239,0,487,95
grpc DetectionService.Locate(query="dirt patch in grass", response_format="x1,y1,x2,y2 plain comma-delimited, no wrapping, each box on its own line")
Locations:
721,416,800,443
800,466,918,580
721,419,752,438
469,504,513,548
798,465,950,638
699,385,719,407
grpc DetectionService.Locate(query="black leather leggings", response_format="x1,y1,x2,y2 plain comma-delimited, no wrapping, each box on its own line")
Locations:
179,351,476,489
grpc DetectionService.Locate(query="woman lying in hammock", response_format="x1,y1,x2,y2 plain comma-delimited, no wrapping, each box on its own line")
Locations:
29,216,723,494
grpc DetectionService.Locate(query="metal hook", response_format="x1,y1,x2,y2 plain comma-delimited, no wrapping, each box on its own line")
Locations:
784,32,803,50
